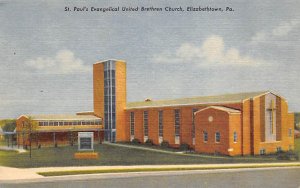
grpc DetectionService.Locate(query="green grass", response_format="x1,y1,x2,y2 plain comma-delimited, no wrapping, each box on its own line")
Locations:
295,138,300,154
0,143,288,168
38,162,300,177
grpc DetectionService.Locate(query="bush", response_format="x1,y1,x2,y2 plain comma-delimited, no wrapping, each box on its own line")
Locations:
145,139,153,146
276,151,299,160
131,138,140,144
160,140,169,148
179,143,190,151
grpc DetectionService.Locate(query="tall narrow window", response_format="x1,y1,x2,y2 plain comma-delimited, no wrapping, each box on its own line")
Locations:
203,131,208,142
130,112,135,136
233,131,237,143
288,128,292,137
143,111,148,137
192,108,198,139
104,60,116,142
174,109,180,136
267,100,276,135
215,132,220,143
158,110,163,137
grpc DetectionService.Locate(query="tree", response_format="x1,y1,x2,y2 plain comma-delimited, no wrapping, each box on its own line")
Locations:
22,117,38,158
2,120,16,146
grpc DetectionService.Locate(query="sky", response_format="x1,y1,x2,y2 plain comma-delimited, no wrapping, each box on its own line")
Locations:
0,0,300,118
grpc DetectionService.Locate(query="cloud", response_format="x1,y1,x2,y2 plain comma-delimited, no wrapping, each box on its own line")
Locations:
25,50,91,74
250,20,300,45
153,35,264,66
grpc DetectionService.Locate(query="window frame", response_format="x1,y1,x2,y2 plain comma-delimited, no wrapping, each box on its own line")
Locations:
203,131,208,142
143,111,149,137
130,112,135,136
215,132,220,143
174,109,180,137
233,131,237,143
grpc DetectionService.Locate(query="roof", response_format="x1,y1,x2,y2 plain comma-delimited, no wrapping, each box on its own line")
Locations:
19,114,101,121
127,91,269,109
195,106,241,115
94,59,126,64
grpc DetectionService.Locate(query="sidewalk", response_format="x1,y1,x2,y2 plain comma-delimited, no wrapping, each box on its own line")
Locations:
1,162,300,181
0,145,27,153
0,166,42,180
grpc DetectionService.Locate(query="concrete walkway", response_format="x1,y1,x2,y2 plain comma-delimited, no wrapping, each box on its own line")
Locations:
0,166,43,180
0,146,27,153
104,143,266,160
1,162,300,181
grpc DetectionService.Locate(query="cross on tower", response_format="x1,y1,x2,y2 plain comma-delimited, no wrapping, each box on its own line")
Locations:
267,100,276,134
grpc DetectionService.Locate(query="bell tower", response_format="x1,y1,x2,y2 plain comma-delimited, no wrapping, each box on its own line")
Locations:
93,60,127,142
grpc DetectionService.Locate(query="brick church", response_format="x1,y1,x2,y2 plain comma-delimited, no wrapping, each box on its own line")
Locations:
17,59,294,156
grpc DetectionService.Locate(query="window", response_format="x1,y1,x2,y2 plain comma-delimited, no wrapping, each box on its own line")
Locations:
95,119,101,125
215,132,220,143
174,109,180,136
192,108,198,138
130,112,135,136
104,60,116,142
39,122,43,126
158,110,163,137
260,148,266,155
203,131,208,142
143,111,148,137
276,147,282,152
288,128,292,137
233,132,237,143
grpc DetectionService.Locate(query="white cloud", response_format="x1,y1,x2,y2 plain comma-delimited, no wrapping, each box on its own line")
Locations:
251,20,300,45
25,50,91,74
154,35,264,66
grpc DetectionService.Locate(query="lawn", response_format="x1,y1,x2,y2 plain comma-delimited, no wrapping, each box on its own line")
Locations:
295,138,300,154
0,143,287,168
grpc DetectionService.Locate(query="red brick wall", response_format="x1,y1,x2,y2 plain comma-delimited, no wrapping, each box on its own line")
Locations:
194,108,230,155
126,102,241,148
228,114,242,156
242,99,251,155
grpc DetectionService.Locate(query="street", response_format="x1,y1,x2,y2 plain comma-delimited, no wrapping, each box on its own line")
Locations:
1,167,300,188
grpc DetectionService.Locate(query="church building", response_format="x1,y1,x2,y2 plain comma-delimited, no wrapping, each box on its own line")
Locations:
17,59,295,156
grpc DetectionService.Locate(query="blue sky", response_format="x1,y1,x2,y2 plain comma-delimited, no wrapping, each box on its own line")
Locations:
0,0,300,118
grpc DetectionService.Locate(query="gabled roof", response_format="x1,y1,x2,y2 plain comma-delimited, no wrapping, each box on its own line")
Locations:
195,106,241,115
127,91,269,109
18,114,101,121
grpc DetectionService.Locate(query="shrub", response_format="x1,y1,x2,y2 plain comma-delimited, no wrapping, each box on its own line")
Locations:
179,143,190,151
145,139,153,146
131,138,140,144
160,140,169,148
276,151,299,160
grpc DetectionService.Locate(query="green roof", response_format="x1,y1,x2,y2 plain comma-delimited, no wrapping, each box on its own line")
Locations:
127,91,269,109
20,114,101,121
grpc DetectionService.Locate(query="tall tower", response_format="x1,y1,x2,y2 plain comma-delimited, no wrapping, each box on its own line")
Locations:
93,60,127,142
